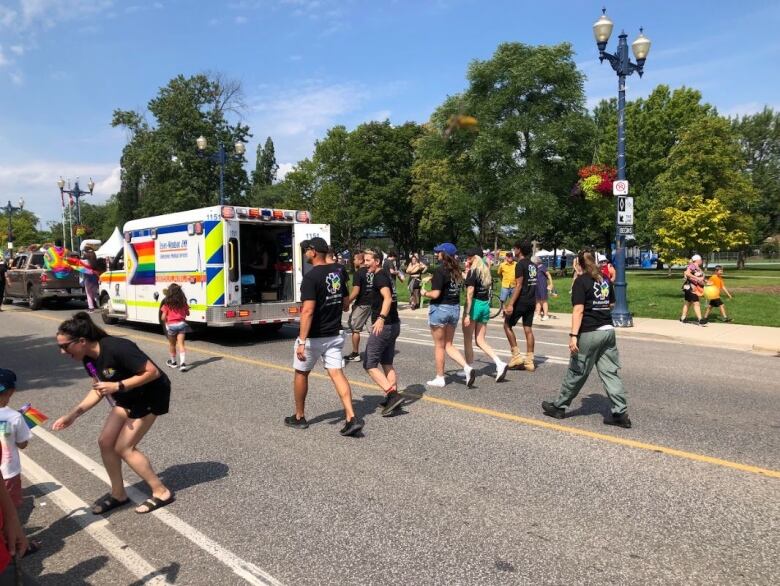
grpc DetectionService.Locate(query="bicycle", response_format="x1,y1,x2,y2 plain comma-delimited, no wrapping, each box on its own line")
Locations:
489,278,504,319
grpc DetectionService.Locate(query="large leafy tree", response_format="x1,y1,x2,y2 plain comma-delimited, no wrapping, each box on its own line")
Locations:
252,137,279,187
0,209,41,250
731,107,780,239
112,74,250,224
415,42,594,249
650,116,758,264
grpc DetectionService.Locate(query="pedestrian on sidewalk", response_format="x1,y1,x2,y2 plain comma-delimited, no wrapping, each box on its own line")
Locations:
421,243,473,388
160,284,192,372
404,254,427,310
82,246,101,312
533,256,551,321
344,252,373,362
0,368,41,555
0,257,7,311
703,265,734,323
597,253,616,282
362,250,405,416
461,249,508,383
496,252,516,304
503,241,537,371
52,312,175,514
680,254,707,326
542,249,631,428
287,238,363,436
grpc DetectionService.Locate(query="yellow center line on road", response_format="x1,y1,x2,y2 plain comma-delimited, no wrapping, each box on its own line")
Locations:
23,310,780,480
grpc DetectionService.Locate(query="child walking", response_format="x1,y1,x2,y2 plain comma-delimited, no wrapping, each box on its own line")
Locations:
704,265,733,322
160,284,191,372
0,368,40,555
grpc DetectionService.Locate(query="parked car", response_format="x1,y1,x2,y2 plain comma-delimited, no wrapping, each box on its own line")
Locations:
2,250,85,310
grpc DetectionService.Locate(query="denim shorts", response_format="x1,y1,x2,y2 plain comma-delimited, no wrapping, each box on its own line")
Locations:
166,321,192,336
428,303,460,327
499,287,515,302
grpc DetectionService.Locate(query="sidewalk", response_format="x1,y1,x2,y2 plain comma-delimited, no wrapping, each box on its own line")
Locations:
397,306,779,355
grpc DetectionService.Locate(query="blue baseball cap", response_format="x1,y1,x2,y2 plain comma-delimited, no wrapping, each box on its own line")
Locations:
433,242,457,256
0,368,17,392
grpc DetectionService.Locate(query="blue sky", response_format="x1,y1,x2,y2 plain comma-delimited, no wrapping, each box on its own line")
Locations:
1,0,779,227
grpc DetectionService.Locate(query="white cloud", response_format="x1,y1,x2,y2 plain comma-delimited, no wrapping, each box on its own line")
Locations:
368,109,392,122
0,6,17,27
718,102,779,118
9,45,23,55
0,161,119,225
235,15,247,24
10,71,23,85
17,0,114,29
0,47,8,67
277,162,295,180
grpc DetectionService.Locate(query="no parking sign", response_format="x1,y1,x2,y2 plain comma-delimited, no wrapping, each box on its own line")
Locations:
613,180,629,195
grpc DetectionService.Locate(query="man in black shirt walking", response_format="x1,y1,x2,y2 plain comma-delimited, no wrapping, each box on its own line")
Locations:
286,237,364,436
363,250,405,416
344,252,373,361
503,241,537,371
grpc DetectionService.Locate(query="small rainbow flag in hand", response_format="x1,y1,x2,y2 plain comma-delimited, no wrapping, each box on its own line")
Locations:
18,403,48,429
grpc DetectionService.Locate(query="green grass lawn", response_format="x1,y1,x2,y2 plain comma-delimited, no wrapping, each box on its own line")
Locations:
392,266,780,327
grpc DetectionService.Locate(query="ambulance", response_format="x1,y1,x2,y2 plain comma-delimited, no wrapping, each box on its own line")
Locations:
98,205,330,329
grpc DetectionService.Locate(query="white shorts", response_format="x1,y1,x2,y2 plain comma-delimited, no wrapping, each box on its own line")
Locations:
292,335,345,372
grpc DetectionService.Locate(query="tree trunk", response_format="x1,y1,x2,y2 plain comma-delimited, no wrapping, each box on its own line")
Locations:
737,249,746,270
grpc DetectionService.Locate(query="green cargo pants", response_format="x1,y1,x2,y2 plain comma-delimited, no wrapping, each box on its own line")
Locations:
553,328,628,415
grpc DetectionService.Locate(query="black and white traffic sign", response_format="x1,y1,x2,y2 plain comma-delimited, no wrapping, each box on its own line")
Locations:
618,226,634,235
617,196,634,225
613,180,629,196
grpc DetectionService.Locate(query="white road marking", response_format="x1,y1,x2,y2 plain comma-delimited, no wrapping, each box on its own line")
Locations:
31,427,285,586
20,453,174,585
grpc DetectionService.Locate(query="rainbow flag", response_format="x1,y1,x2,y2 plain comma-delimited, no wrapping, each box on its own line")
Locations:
18,403,48,429
128,239,156,285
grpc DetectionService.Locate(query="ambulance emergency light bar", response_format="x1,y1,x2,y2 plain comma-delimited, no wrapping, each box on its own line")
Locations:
222,206,309,223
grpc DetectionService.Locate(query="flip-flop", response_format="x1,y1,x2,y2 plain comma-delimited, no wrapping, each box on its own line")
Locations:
91,494,131,515
135,494,175,514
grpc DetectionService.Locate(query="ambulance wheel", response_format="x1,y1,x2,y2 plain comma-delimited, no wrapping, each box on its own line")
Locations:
100,293,119,325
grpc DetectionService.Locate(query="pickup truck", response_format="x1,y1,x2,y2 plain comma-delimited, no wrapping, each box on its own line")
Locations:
2,250,85,310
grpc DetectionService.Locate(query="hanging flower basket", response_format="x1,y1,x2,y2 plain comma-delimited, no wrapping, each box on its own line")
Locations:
571,164,617,201
74,224,90,237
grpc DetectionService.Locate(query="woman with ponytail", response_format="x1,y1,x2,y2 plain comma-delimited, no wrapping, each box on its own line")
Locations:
541,249,632,428
52,312,174,514
421,243,473,387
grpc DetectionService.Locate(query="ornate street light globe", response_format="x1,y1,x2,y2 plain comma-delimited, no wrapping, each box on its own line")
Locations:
196,135,208,151
593,9,614,50
87,178,95,192
18,198,24,209
234,141,246,156
57,177,65,190
632,28,651,63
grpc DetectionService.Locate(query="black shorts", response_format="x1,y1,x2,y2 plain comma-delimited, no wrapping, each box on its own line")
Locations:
116,381,171,419
683,289,700,303
709,298,723,307
363,321,401,369
505,303,534,328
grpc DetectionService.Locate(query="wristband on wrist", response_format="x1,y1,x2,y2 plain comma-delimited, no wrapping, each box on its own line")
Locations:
118,380,125,392
569,333,578,337
378,315,387,320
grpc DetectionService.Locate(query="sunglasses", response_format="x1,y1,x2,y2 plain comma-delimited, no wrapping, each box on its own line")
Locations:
58,339,79,351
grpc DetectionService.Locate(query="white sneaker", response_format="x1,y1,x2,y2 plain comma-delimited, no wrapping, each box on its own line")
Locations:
541,315,549,321
455,370,467,379
464,365,476,388
426,376,447,387
495,361,508,383
166,359,177,368
179,363,189,372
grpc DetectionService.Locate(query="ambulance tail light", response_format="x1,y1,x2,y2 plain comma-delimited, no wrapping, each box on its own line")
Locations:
238,310,250,318
248,208,260,218
221,206,235,219
296,211,310,223
287,306,299,315
225,310,237,318
273,209,284,220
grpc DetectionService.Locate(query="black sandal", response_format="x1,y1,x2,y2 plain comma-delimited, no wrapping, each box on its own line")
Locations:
135,494,175,514
91,494,131,515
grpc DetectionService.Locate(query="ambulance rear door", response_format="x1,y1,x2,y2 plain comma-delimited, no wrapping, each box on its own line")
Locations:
292,223,330,303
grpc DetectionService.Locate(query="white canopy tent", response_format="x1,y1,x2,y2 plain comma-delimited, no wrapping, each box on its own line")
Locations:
95,227,124,259
536,248,575,257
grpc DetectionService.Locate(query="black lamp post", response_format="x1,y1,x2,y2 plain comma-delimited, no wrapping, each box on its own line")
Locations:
195,136,246,205
58,177,95,248
3,198,24,254
593,8,651,327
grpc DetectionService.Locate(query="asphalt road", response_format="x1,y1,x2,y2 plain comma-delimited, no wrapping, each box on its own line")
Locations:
0,302,778,585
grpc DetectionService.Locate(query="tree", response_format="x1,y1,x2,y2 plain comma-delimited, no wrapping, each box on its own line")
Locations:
112,73,250,223
0,209,41,250
592,85,717,245
416,42,594,248
252,137,279,187
732,107,780,239
650,116,759,266
655,195,749,271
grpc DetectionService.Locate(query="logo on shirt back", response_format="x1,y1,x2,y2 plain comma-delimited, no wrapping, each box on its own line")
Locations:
593,280,610,301
102,368,116,379
528,264,537,279
325,272,343,295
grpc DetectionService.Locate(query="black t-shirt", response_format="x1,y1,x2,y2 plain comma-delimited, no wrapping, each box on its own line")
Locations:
300,263,348,338
371,269,399,324
429,266,461,305
571,274,615,334
514,258,538,305
465,269,490,301
354,267,374,306
382,258,397,280
83,336,170,407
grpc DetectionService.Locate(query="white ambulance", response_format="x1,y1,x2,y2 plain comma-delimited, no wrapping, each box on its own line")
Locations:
98,205,330,329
